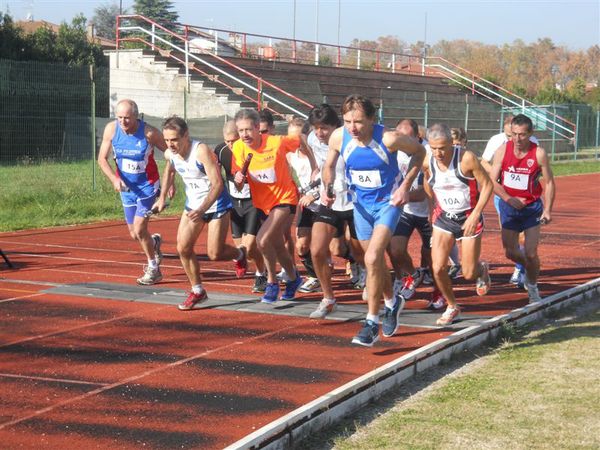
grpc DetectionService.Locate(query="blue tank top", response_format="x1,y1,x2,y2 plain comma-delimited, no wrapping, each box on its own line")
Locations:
340,124,402,207
112,120,160,198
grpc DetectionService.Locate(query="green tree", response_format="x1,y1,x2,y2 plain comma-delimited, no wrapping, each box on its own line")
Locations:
0,12,30,60
92,2,122,40
133,0,179,24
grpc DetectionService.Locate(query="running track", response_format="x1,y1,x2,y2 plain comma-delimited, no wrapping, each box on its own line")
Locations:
0,174,598,448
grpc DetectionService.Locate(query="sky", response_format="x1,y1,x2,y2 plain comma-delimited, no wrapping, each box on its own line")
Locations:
2,0,599,51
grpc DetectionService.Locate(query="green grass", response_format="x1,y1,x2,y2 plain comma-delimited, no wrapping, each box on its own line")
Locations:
0,160,184,232
330,308,600,450
0,157,598,232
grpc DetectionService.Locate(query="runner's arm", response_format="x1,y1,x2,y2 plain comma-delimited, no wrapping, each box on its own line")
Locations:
321,128,342,206
153,151,175,212
97,122,123,192
537,146,555,224
386,131,426,206
187,144,225,222
461,151,492,236
490,144,525,210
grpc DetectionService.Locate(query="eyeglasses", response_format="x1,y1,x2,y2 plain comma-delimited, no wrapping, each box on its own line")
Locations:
259,129,269,134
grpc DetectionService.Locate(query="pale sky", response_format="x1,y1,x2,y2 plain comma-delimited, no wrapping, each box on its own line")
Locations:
3,0,599,50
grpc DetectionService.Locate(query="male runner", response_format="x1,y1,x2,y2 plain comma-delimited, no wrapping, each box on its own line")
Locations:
153,116,246,310
489,114,555,303
97,99,166,285
322,95,426,346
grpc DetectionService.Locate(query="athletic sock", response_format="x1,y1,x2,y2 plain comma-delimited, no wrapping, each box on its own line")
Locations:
366,313,379,324
148,259,158,269
384,297,396,309
191,284,203,294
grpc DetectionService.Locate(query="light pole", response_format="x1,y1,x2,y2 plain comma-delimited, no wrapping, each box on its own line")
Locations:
337,0,341,46
293,0,296,41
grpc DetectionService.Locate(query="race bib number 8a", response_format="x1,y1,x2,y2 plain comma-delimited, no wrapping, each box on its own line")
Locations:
503,171,529,190
350,169,382,188
250,167,277,184
121,158,146,174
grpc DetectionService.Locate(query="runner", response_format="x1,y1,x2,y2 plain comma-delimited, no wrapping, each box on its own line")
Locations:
423,123,493,326
489,114,556,303
232,109,318,303
97,99,167,285
322,95,426,346
214,120,267,293
152,116,247,310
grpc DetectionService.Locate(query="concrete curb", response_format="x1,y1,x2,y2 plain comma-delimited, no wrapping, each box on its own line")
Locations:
225,278,600,450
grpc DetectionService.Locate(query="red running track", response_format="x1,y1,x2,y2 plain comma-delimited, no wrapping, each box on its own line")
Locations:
0,174,598,448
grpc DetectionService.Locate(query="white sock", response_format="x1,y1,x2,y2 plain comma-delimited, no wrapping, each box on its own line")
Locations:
255,270,262,276
384,297,396,309
322,298,336,305
148,259,158,269
366,313,379,324
192,284,203,294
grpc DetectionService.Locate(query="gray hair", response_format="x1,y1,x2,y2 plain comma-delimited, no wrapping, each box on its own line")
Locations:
234,108,260,127
116,99,139,117
223,119,238,136
426,123,452,142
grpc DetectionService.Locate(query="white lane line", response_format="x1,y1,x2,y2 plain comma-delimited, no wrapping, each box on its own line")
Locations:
0,373,109,387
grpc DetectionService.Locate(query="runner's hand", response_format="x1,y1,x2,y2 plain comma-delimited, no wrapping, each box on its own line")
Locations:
461,213,479,237
507,197,525,210
390,185,410,206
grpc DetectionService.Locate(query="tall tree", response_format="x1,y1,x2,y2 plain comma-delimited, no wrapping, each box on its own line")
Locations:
92,2,122,40
0,12,31,60
133,0,179,24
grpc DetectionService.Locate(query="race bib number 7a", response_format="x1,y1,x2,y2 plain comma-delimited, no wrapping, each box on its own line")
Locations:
503,171,529,190
250,167,277,184
350,170,382,188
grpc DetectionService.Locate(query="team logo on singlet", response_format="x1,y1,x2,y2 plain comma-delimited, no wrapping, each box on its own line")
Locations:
527,159,534,168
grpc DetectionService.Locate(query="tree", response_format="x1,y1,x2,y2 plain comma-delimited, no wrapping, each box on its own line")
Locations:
133,0,178,24
0,12,30,60
92,2,122,40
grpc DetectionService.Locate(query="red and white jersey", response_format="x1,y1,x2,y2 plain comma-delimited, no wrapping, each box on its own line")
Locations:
428,146,479,214
500,141,542,205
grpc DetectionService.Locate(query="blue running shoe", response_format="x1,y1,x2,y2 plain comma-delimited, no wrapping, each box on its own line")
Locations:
261,282,279,304
382,295,405,337
351,320,380,347
281,271,303,300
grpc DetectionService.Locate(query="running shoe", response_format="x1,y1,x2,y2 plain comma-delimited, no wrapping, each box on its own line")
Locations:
525,279,542,303
427,289,447,310
252,274,268,293
448,264,462,280
151,233,162,265
509,267,522,285
309,299,337,319
475,261,491,296
281,272,303,300
354,265,366,289
382,295,405,338
299,277,321,293
136,265,163,285
351,320,380,347
261,282,279,304
234,246,247,278
392,277,403,299
400,269,425,300
517,270,526,290
436,306,461,326
421,268,433,285
178,289,208,310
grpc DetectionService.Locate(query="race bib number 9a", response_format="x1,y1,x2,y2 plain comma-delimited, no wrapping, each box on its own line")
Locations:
350,169,382,188
250,167,277,184
503,171,529,190
121,158,146,174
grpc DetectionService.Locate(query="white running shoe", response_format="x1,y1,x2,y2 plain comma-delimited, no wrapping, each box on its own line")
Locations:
299,277,321,293
136,265,163,285
510,267,522,284
526,279,542,303
276,268,290,283
309,299,336,319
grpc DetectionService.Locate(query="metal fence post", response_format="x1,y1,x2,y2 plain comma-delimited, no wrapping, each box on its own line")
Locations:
574,110,580,160
464,101,469,132
499,109,504,132
551,104,556,162
90,65,96,190
595,110,599,160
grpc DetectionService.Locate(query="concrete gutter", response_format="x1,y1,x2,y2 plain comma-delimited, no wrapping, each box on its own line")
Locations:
225,278,600,450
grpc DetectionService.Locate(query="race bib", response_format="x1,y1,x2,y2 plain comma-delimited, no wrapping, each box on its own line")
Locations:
436,189,468,211
503,171,529,190
350,170,382,188
120,158,146,174
228,180,251,198
249,167,277,184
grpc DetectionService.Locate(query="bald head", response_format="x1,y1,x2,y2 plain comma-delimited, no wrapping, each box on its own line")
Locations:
223,120,239,149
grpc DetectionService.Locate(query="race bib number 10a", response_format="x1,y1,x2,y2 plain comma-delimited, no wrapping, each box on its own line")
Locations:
350,169,382,188
503,171,529,190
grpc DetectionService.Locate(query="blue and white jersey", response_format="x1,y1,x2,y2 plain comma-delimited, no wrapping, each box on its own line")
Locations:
340,124,402,208
169,140,232,213
112,120,160,199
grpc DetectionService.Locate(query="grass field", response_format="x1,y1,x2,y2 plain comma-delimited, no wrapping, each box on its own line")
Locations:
305,304,600,450
0,158,598,232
